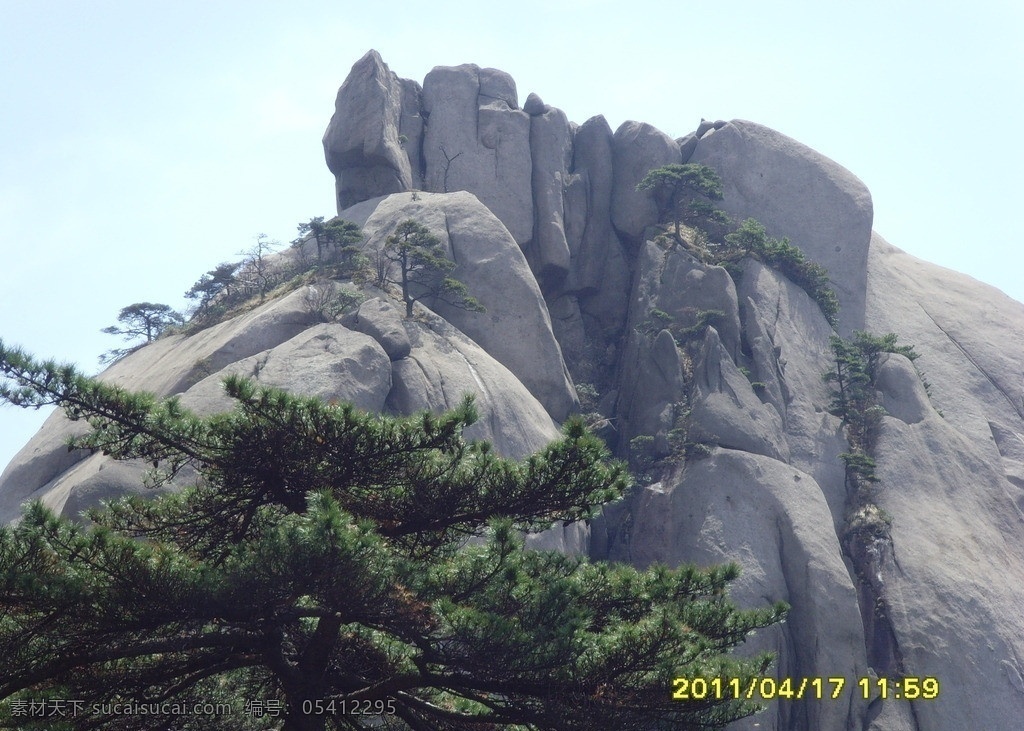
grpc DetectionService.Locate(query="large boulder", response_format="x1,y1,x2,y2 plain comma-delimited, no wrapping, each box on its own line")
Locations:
179,323,393,416
421,64,533,244
342,191,577,422
866,231,1024,451
342,296,412,361
736,259,849,518
860,231,1024,728
610,121,681,243
0,288,316,524
690,120,873,334
868,391,1024,730
628,242,743,359
0,413,93,525
688,327,789,462
616,328,686,450
385,308,560,459
324,50,415,210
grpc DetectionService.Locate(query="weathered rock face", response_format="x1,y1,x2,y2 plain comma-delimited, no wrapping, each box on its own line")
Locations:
179,323,393,416
528,104,573,283
339,190,577,422
604,450,872,731
323,50,417,210
5,51,1024,731
860,233,1024,730
610,121,681,244
0,265,563,524
421,64,533,244
341,296,411,361
690,120,874,334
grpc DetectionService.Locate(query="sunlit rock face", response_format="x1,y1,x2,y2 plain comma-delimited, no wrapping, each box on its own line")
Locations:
5,50,1024,731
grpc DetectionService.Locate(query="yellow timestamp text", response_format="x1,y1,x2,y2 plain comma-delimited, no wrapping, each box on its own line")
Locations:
671,676,940,702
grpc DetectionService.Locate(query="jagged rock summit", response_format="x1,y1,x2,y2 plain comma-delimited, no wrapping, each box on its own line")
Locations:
4,50,1024,731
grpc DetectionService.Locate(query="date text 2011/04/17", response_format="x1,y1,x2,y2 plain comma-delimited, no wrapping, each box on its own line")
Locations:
672,676,940,702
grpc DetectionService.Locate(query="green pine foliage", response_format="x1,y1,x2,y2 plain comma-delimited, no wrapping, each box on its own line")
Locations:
378,220,484,318
722,219,839,329
99,302,185,364
636,163,839,330
635,163,723,205
0,343,786,730
823,331,919,487
635,164,726,244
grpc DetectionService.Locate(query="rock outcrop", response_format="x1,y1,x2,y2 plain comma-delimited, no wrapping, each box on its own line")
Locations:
0,241,564,524
4,51,1024,731
339,190,577,422
690,120,874,334
324,50,418,210
421,64,533,244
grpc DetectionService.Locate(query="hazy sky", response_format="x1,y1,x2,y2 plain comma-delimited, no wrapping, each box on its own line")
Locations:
1,0,1022,476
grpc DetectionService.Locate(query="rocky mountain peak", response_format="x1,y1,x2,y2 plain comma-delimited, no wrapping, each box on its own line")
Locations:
3,50,1023,731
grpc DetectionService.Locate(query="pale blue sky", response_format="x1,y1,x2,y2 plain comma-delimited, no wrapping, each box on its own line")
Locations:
2,0,1022,476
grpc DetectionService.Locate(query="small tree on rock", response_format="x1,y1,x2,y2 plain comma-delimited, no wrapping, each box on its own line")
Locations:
100,302,183,363
636,163,726,245
378,219,484,318
323,219,368,279
297,217,366,271
238,234,281,303
185,261,241,314
297,216,329,262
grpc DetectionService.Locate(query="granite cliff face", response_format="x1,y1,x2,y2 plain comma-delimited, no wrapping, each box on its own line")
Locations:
4,50,1024,730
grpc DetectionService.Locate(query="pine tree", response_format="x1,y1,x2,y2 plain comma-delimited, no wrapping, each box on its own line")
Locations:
823,331,920,485
99,303,184,363
635,164,725,245
0,342,786,731
377,220,484,318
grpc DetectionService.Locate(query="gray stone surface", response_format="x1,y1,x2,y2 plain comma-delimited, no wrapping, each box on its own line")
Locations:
346,191,577,422
616,328,685,449
529,105,573,282
342,296,412,361
0,413,91,524
101,287,315,398
0,297,561,522
323,50,413,210
421,64,533,243
621,450,871,731
862,231,1024,728
691,119,874,334
689,327,789,461
568,115,632,341
642,243,743,358
0,289,314,524
38,454,178,524
179,324,393,416
384,308,560,459
869,406,1024,730
398,78,425,189
610,120,681,243
523,91,547,116
677,131,698,162
735,259,849,519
